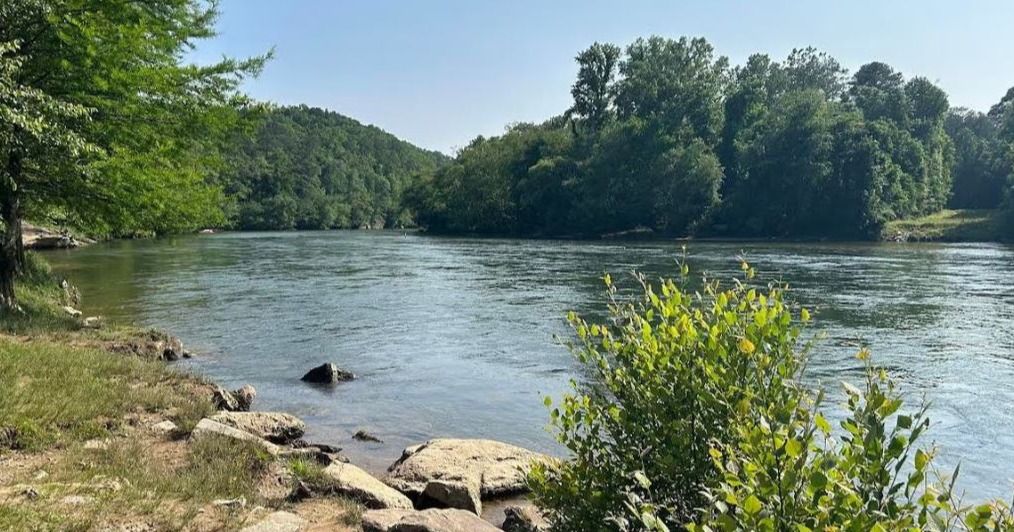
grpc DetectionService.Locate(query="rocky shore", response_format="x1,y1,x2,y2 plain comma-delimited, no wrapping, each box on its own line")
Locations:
186,373,552,531
49,322,550,531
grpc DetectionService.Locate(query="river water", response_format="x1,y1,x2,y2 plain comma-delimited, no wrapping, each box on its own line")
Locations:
44,232,1014,501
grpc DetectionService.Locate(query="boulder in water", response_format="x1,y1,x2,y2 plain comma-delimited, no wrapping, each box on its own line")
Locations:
301,363,354,384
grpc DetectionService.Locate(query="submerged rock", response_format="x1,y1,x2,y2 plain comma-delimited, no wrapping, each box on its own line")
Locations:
385,438,547,502
300,363,354,384
361,508,499,532
320,462,414,510
210,412,305,444
353,429,383,443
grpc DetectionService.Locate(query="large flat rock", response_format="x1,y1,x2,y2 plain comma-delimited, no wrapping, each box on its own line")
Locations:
191,418,280,456
321,462,413,510
361,508,500,532
210,411,305,444
385,438,547,501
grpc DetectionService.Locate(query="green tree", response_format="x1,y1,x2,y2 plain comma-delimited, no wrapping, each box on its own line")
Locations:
0,0,266,309
570,42,622,135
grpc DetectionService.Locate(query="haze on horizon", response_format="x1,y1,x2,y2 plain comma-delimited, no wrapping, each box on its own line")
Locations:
191,0,1014,154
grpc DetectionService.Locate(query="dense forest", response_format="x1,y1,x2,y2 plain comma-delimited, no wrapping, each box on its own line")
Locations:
406,37,1014,239
219,106,447,230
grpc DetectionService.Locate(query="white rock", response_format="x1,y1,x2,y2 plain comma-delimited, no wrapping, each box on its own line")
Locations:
209,411,305,444
362,508,499,532
385,439,547,499
62,306,82,317
151,420,178,434
191,418,280,456
321,462,413,510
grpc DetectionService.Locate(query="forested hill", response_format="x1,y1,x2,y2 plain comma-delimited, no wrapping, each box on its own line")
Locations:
219,105,448,230
405,37,1014,240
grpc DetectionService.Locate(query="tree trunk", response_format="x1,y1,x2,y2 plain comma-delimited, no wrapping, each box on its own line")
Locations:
0,150,23,312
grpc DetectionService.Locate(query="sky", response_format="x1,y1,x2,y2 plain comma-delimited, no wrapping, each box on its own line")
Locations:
190,0,1014,154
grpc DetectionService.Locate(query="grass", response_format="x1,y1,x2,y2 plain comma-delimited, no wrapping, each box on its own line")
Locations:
286,458,363,526
881,209,1009,242
0,339,213,451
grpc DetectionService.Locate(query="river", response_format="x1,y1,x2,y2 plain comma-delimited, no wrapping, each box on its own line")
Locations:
44,231,1014,501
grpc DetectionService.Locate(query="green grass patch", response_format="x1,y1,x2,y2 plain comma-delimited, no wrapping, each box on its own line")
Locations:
0,252,81,335
882,209,1008,242
0,339,213,451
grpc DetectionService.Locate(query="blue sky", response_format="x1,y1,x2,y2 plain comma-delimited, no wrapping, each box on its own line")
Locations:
191,1,1014,153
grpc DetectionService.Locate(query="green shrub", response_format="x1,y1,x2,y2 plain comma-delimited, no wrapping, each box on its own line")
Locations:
532,263,1014,531
530,261,809,529
690,352,1014,531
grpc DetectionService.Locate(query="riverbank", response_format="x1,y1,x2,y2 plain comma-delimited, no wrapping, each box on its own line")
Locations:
0,254,548,531
880,209,1010,242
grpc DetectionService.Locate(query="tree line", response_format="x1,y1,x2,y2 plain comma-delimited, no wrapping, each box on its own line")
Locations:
218,105,447,231
406,37,1014,239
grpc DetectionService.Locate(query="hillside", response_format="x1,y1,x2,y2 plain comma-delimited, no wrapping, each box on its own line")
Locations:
220,105,448,230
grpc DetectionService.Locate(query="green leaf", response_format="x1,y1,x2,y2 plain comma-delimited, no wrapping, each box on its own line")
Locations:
742,494,763,515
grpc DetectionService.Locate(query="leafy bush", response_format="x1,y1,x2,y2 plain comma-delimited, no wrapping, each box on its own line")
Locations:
530,261,808,528
692,354,1014,531
532,263,1014,531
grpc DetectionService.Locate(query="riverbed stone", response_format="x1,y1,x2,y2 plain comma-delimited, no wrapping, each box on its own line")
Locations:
422,478,481,514
191,418,280,455
210,411,305,444
300,363,354,384
361,508,499,532
212,385,256,412
321,462,413,509
385,438,547,500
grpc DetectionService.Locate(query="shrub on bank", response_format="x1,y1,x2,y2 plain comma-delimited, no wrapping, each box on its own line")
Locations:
531,262,1014,531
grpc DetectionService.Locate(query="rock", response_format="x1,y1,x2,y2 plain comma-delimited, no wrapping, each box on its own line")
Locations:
385,439,547,500
354,429,383,443
422,479,481,514
60,495,94,505
212,497,246,509
160,336,185,361
210,412,304,444
239,510,305,532
198,228,216,235
83,316,102,329
212,385,256,412
151,420,178,434
234,384,257,410
361,508,499,532
502,504,549,532
62,306,82,318
320,462,413,510
300,363,354,384
191,418,280,456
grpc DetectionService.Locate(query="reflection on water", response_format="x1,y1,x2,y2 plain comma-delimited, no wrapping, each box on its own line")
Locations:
44,232,1014,499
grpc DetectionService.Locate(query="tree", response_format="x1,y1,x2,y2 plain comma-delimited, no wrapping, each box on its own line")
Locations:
946,109,1006,209
0,0,267,310
569,42,621,134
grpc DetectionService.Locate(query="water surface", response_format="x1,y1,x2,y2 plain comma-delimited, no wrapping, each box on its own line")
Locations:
45,232,1014,500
